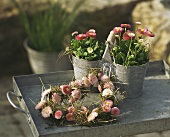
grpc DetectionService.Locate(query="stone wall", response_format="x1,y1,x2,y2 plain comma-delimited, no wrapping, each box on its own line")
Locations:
132,0,170,64
0,1,30,76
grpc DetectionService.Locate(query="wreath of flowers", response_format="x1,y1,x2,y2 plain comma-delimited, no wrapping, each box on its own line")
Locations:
35,69,125,126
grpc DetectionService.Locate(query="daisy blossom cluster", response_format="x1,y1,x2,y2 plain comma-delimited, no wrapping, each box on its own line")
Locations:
65,29,105,61
35,71,125,126
111,22,155,66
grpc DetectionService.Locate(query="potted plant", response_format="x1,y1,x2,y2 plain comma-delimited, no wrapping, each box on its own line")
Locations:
109,22,155,98
12,0,83,74
65,29,105,80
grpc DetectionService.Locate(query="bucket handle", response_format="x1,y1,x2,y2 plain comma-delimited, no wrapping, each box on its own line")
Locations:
102,30,116,64
102,63,114,77
6,91,31,122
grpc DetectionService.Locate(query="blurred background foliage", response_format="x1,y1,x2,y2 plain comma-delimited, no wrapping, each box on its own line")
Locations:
0,0,170,77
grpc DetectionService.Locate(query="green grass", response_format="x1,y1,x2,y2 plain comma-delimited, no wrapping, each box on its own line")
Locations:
12,0,83,52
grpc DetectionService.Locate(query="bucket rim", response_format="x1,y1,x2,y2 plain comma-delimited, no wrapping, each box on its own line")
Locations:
114,62,149,68
23,39,62,55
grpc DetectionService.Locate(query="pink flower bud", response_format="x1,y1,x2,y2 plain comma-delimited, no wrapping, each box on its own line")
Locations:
66,113,74,121
88,29,96,33
74,80,83,87
82,76,91,87
68,106,75,113
135,22,141,25
52,93,61,104
97,72,103,80
55,110,63,119
69,97,75,104
88,74,98,85
101,75,110,82
111,107,120,116
104,81,115,90
120,24,131,28
145,30,155,37
81,106,88,113
98,84,103,92
71,89,82,101
35,101,45,110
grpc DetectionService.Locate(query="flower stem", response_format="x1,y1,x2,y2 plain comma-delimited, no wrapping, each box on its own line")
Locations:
125,39,132,66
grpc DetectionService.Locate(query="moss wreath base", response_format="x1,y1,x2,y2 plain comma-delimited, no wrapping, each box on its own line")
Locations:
35,69,125,127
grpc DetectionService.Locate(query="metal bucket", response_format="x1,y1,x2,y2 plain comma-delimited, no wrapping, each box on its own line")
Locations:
115,63,148,98
24,40,73,74
72,55,102,80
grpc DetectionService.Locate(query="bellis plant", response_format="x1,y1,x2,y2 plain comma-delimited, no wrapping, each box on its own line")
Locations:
65,29,105,61
35,70,125,126
111,22,155,66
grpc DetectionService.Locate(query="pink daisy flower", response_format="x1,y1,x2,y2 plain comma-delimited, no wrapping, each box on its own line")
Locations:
113,27,124,34
86,29,96,38
102,105,111,113
138,28,148,35
76,34,87,40
103,100,113,107
123,31,135,40
60,85,71,95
